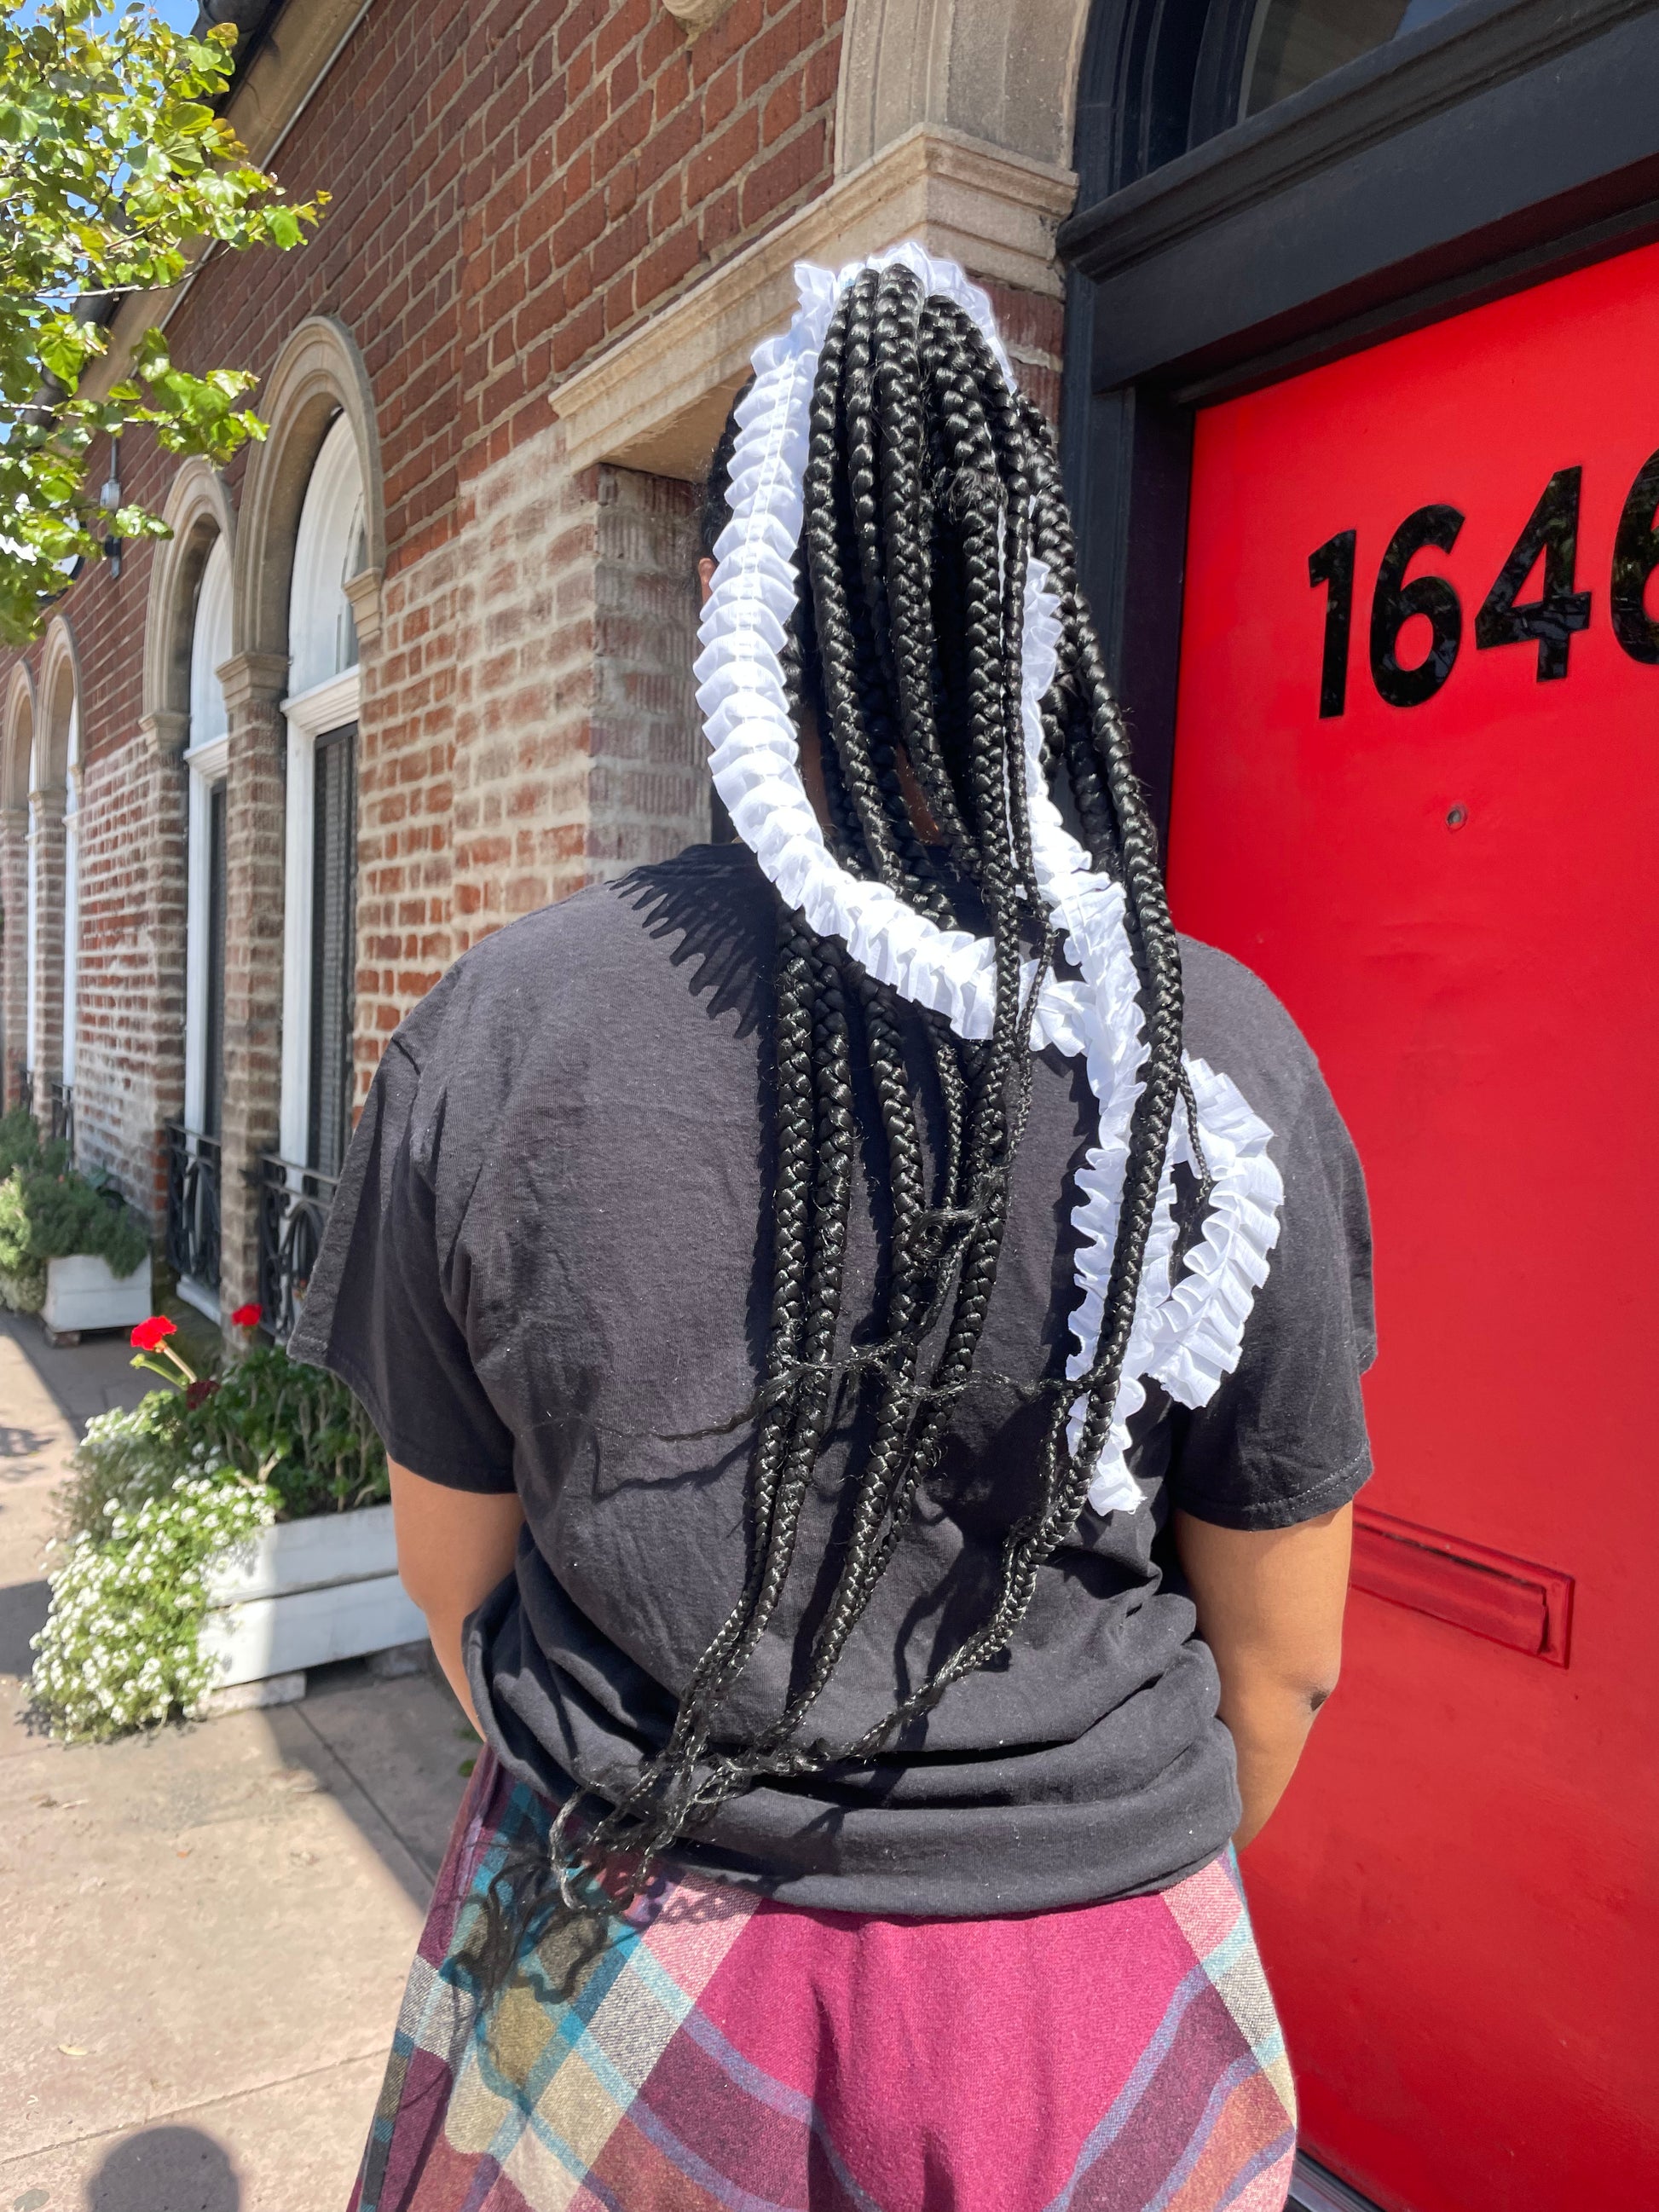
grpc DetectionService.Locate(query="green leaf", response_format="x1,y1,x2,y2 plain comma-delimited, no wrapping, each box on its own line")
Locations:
0,0,324,640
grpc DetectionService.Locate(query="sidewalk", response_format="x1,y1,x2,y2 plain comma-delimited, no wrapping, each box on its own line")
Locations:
0,1314,471,2211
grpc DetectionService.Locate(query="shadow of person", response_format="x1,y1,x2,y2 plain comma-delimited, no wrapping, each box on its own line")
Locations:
84,2125,240,2211
0,1576,49,1676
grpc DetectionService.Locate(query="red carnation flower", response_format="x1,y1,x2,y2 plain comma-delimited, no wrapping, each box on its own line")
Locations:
130,1316,177,1353
230,1302,262,1328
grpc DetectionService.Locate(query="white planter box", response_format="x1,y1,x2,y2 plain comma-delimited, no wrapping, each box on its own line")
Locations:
42,1253,151,1336
199,1501,426,1690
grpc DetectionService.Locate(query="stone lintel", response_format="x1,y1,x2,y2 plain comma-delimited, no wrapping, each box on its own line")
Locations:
550,124,1078,482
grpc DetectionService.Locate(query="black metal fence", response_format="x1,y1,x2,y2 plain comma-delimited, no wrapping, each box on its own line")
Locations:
164,1123,222,1293
255,1153,339,1342
14,1067,32,1119
48,1079,73,1153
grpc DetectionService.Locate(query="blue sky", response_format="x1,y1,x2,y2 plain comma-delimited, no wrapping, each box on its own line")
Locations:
14,2,204,25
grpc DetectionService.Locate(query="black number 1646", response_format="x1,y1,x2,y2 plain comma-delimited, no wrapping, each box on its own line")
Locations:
1308,442,1659,715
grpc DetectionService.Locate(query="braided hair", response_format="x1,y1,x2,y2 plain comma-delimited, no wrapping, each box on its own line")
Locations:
483,265,1187,1961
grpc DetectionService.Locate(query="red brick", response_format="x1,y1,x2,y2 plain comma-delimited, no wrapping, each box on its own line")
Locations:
0,0,853,1219
741,115,824,228
688,107,759,204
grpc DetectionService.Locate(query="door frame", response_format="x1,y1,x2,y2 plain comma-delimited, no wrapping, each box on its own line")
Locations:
1060,0,1659,840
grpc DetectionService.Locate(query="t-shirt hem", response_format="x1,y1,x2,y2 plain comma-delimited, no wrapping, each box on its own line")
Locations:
662,1833,1237,1920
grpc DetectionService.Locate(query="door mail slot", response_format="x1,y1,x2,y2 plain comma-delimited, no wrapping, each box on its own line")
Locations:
1350,1507,1574,1666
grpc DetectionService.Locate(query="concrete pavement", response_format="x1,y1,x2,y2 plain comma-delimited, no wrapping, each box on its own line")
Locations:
0,1314,471,2211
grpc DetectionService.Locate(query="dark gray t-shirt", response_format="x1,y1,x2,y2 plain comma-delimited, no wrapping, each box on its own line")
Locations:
292,843,1374,1916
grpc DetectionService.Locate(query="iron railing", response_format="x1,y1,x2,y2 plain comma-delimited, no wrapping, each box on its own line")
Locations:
48,1079,73,1153
14,1066,33,1119
164,1123,222,1294
255,1153,339,1342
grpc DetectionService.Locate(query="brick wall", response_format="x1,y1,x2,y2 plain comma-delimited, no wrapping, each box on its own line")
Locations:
360,417,701,1065
0,0,1073,1277
0,805,27,1113
72,725,188,1210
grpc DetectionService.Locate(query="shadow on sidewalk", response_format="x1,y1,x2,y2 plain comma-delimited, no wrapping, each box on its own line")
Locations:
0,1574,48,1674
0,1311,154,1438
252,1653,476,1908
80,2125,240,2209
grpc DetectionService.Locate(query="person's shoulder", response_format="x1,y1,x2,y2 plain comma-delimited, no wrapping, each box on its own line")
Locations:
386,842,772,1074
1180,937,1304,1048
1178,936,1329,1131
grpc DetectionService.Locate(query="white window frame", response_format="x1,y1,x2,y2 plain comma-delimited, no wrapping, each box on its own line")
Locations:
183,536,232,1138
278,667,360,1165
61,698,78,1093
24,754,39,1082
277,411,365,1171
182,731,230,1136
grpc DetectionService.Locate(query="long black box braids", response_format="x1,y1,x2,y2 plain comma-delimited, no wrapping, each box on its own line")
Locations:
517,264,1188,1930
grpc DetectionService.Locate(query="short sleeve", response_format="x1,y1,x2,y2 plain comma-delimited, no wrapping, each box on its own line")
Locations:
1166,1072,1375,1531
287,1029,517,1494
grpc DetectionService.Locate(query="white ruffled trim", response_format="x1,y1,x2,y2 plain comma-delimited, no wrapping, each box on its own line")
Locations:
695,244,1284,1520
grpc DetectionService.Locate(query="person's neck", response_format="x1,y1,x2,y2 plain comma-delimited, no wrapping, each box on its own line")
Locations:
800,708,944,846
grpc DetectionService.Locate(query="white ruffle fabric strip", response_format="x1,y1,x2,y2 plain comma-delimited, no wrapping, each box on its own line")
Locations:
693,242,1283,1517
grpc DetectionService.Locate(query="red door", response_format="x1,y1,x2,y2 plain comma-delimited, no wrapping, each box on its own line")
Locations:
1168,239,1659,2212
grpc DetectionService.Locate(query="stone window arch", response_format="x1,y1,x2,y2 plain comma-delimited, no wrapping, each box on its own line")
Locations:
142,457,239,759
234,315,384,675
34,619,81,1139
139,458,238,1308
228,315,384,1327
2,667,36,1108
184,534,233,1154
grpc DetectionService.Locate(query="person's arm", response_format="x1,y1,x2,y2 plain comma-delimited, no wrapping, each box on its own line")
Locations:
390,1459,524,1732
1173,1504,1352,1848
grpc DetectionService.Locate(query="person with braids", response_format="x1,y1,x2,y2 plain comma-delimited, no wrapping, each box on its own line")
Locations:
295,248,1374,2212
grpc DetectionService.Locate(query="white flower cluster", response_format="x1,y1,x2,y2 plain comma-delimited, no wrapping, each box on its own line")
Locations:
32,1470,275,1742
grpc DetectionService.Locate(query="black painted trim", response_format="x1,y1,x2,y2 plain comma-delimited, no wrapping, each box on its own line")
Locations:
1063,0,1659,847
1063,0,1650,286
1079,7,1659,394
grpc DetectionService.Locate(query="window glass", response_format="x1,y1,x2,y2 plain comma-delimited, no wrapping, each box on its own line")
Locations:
188,535,232,748
308,725,356,1178
204,780,228,1141
1241,0,1469,119
288,413,366,697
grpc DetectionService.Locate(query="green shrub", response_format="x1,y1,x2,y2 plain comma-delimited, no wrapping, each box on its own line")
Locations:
62,1337,388,1539
0,1106,49,1178
0,1113,149,1310
191,1343,390,1520
32,1474,275,1741
38,1337,390,1741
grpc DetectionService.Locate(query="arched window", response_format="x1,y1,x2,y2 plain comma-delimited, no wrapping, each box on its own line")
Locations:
280,411,365,1187
30,627,78,1141
3,674,35,1111
25,731,40,1094
143,461,235,1317
1077,0,1476,193
184,534,232,1158
287,411,366,696
54,682,80,1147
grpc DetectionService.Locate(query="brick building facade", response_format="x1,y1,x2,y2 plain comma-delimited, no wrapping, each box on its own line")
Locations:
0,0,1079,1332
